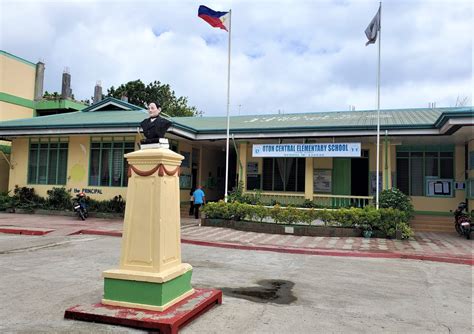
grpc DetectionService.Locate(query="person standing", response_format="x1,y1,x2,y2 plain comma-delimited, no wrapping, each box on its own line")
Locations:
192,186,206,219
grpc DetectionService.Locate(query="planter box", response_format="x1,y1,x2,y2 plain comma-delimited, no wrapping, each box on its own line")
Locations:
201,218,362,237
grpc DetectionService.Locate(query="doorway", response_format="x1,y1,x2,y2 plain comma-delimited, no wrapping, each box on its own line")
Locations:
351,158,369,196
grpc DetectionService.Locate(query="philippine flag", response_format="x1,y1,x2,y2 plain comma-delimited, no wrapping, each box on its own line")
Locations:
198,5,229,31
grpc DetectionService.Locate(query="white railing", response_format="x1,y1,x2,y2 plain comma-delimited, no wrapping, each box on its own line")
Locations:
244,191,306,206
313,194,373,208
243,191,372,208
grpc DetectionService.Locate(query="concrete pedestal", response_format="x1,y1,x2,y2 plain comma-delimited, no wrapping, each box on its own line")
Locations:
102,147,193,311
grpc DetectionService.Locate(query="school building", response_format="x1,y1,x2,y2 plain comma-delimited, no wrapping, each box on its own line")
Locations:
0,50,86,192
0,95,472,218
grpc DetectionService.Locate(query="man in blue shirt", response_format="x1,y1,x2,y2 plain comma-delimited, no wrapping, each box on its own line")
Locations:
192,186,206,219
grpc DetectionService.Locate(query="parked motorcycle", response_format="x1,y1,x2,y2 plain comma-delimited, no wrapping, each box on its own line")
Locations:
72,192,88,221
452,202,472,240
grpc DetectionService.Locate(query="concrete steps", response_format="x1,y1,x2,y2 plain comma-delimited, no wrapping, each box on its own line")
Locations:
410,215,455,233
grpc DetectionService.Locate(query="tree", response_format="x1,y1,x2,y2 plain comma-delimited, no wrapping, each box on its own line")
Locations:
107,80,201,117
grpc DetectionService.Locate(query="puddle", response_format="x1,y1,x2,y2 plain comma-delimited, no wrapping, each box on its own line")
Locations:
218,279,296,304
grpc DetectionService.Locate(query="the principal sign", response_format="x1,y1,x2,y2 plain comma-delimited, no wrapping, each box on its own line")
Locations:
252,143,361,158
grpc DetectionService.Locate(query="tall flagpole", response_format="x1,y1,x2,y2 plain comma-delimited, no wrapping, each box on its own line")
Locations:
224,9,232,203
375,2,382,210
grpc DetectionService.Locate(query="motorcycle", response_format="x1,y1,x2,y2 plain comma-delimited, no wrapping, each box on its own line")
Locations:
452,202,472,240
72,193,88,221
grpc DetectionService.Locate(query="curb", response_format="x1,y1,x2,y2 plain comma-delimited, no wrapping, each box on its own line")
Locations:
71,229,122,237
1,227,471,266
180,239,474,266
0,227,53,236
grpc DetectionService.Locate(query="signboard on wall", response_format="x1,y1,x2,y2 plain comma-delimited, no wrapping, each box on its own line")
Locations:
252,143,361,158
426,178,453,197
313,169,332,193
247,162,258,174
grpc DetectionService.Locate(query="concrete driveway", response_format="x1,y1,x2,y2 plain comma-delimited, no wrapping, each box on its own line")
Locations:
0,233,471,333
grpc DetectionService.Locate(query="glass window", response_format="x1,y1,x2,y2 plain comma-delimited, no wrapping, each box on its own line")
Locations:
424,152,438,177
261,157,305,192
27,139,68,185
89,140,135,187
396,147,454,196
410,154,423,196
396,158,409,194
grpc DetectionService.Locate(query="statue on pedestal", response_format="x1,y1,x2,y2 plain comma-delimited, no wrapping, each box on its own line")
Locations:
140,102,172,144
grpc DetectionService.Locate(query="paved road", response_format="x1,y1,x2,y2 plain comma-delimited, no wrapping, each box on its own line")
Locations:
0,233,472,333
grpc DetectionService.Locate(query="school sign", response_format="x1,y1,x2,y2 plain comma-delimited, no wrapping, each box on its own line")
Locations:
252,143,361,158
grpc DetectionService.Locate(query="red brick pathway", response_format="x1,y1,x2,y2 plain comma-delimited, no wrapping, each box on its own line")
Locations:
1,213,472,264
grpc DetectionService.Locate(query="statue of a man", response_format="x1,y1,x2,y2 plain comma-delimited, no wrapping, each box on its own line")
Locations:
140,102,172,144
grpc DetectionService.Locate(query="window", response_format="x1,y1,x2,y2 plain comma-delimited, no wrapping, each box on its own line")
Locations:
262,158,305,192
396,147,454,196
28,138,68,185
468,179,474,199
89,139,135,187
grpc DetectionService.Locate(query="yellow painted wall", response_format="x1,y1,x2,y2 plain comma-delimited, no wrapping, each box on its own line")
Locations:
0,101,34,121
313,157,333,169
0,53,36,99
8,138,28,191
66,135,129,200
8,136,471,213
245,143,262,173
8,135,130,200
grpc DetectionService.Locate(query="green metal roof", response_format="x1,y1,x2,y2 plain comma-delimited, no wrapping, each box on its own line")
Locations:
0,109,148,129
36,99,87,111
0,101,471,135
81,97,142,112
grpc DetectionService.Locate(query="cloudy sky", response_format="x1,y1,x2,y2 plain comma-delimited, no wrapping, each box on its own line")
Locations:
1,0,472,116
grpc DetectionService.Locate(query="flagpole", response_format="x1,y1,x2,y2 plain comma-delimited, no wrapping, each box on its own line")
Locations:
224,9,232,203
375,2,382,210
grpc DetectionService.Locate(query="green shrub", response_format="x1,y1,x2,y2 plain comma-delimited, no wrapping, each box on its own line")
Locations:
270,204,285,224
318,210,335,226
278,206,301,225
228,202,251,221
86,195,126,214
358,206,381,231
227,181,262,205
202,201,232,219
395,222,414,239
250,205,270,223
379,188,414,220
300,209,318,225
378,207,411,238
201,200,413,238
46,187,72,210
11,186,44,211
301,199,317,208
0,191,12,211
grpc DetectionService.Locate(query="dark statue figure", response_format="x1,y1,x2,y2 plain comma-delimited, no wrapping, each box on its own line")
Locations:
140,102,172,144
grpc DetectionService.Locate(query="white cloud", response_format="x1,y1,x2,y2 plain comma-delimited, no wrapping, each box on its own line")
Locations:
0,0,471,115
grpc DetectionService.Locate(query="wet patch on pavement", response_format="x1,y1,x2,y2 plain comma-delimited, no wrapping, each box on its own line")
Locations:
218,279,296,304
